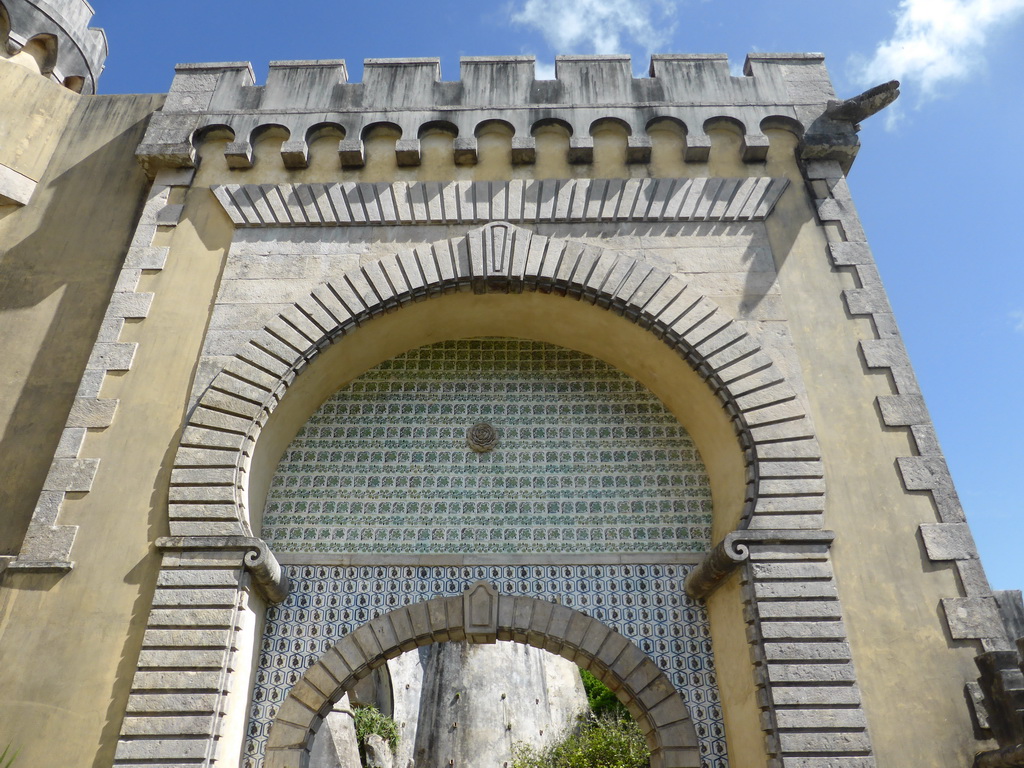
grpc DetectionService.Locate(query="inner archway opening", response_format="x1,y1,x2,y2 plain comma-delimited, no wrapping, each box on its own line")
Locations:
307,639,653,768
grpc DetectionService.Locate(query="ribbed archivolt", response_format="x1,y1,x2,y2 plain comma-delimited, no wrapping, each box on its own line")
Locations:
166,225,827,546
166,224,828,545
212,177,788,228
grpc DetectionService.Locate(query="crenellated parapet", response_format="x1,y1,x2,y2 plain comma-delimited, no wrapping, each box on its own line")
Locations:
0,0,106,93
136,53,864,176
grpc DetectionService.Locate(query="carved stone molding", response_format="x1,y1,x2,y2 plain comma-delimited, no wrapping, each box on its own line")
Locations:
463,580,499,642
211,176,789,229
168,223,827,546
684,528,835,600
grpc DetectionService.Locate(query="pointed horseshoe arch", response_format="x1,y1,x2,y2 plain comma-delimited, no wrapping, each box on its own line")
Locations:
171,222,825,538
263,585,701,768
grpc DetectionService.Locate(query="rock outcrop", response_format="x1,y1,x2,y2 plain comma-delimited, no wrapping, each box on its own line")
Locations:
309,641,589,768
309,694,362,768
411,641,588,768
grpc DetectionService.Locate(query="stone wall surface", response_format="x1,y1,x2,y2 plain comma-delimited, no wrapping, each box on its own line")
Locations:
411,641,588,768
308,694,361,768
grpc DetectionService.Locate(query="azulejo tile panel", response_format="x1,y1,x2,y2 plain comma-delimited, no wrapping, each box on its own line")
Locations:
261,338,713,555
244,564,728,768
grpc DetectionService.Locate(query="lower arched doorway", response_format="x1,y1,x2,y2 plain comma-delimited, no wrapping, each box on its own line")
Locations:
261,585,703,768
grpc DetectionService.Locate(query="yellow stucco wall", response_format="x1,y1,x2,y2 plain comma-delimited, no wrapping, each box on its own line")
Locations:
0,75,163,555
0,69,173,765
0,59,79,183
762,139,986,766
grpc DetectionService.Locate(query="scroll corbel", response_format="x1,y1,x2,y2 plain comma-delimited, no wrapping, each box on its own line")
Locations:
685,529,837,600
156,535,290,603
684,531,753,600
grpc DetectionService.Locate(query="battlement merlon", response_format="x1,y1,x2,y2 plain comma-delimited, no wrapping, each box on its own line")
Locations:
2,0,107,94
135,53,865,176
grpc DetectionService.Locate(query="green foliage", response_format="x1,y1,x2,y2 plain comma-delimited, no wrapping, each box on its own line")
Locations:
511,671,648,768
511,713,649,768
580,668,629,718
1,744,18,768
352,705,399,764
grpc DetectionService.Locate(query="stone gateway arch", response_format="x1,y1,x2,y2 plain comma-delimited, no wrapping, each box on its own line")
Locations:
120,220,858,768
1,20,1020,768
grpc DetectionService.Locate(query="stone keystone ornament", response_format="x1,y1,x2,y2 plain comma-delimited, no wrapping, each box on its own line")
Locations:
467,422,498,452
463,581,499,643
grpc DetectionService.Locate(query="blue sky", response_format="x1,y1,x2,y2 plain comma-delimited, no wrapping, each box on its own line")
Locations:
93,0,1023,591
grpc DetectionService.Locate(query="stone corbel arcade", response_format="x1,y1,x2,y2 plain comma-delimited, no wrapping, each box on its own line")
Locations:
116,223,876,767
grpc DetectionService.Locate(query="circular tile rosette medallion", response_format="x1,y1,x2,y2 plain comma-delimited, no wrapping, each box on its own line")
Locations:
466,422,498,453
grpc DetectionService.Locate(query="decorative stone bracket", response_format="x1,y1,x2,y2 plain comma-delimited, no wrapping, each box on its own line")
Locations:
684,528,835,599
156,535,290,603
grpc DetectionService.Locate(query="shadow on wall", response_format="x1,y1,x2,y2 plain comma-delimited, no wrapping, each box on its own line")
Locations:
0,95,160,556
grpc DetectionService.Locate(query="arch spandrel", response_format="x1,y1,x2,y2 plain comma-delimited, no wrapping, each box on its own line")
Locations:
263,587,702,768
170,222,824,543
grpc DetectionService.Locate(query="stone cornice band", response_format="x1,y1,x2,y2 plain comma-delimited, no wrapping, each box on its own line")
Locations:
212,177,789,228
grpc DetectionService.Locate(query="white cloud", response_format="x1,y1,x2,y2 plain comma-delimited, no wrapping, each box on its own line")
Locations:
510,0,677,55
1011,310,1024,334
855,0,1024,126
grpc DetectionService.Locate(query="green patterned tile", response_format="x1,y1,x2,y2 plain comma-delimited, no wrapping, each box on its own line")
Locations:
262,338,712,554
